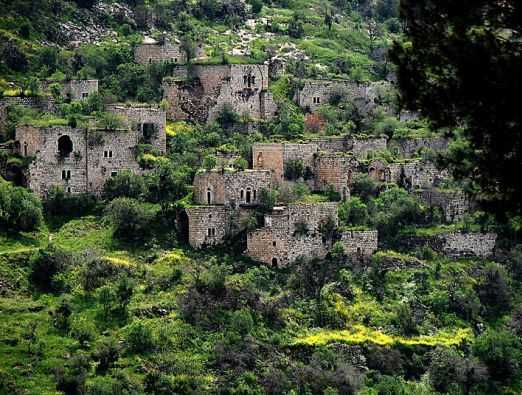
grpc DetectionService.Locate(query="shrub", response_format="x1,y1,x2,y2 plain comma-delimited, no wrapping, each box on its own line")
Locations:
473,329,522,384
0,179,43,232
92,337,121,374
284,159,304,180
428,347,466,393
476,262,512,320
29,246,72,293
216,104,240,130
43,186,97,218
351,174,380,201
125,321,154,353
338,197,369,226
55,354,90,395
104,198,156,242
103,171,147,201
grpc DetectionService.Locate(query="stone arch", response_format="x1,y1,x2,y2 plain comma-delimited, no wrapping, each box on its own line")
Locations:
246,187,252,204
58,135,73,157
271,257,278,267
256,152,264,167
207,188,213,205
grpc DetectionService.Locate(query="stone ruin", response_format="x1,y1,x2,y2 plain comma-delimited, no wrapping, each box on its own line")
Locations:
134,36,205,65
13,104,166,197
162,64,278,123
294,79,394,115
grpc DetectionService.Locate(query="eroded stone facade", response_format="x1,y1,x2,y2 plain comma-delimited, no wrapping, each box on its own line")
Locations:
162,64,277,123
339,230,378,260
134,38,204,65
192,169,271,206
246,203,339,267
417,188,472,223
106,104,166,154
62,80,99,101
15,120,161,196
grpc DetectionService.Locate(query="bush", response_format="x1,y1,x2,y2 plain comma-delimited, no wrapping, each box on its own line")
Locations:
473,329,522,384
29,246,72,293
351,174,380,201
92,337,121,374
104,198,156,242
284,159,304,180
43,186,97,218
216,104,240,130
125,322,154,353
338,197,369,226
103,171,147,201
476,262,512,320
0,179,43,232
428,347,466,393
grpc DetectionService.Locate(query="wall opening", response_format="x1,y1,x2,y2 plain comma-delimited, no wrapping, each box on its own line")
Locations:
240,189,244,200
142,123,156,143
58,135,73,158
178,210,189,244
207,189,212,205
246,189,251,203
23,142,27,156
271,257,278,267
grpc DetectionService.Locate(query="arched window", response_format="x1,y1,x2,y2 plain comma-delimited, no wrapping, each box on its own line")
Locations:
58,135,73,158
256,152,263,167
240,189,244,200
207,189,212,205
246,188,251,204
23,142,28,156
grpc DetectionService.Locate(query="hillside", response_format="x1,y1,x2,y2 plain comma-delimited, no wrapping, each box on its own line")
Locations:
0,1,521,395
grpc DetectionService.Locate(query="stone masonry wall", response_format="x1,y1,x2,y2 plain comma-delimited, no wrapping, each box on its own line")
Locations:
193,169,271,206
106,104,167,154
86,130,142,195
62,80,99,101
246,203,338,266
135,42,186,65
389,137,449,158
19,126,89,196
402,160,448,189
348,136,387,158
185,206,229,248
313,153,357,196
340,230,378,258
252,143,284,185
417,188,471,223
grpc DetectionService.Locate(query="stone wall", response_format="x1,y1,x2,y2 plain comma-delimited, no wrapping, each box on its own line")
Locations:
106,104,167,153
295,79,392,115
340,230,378,259
86,129,142,195
16,124,148,196
62,80,99,101
18,126,89,196
162,64,275,123
185,206,229,248
246,202,338,266
193,169,271,206
399,231,497,259
135,40,186,65
417,188,471,223
252,143,284,185
402,160,448,190
348,136,388,158
313,153,357,196
388,137,449,158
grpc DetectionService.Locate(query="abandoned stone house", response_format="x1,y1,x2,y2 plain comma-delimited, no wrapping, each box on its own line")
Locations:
416,188,472,223
106,104,167,154
192,168,272,206
367,159,448,190
134,37,205,65
294,79,393,115
14,104,167,196
162,64,278,123
245,202,378,267
61,80,99,101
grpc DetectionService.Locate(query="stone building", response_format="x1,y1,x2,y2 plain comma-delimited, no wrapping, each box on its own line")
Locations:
294,79,392,114
192,169,272,206
400,231,497,259
106,104,167,154
245,203,339,267
61,80,99,101
312,152,358,198
339,230,378,260
162,64,278,123
0,96,56,138
416,188,472,223
14,115,165,196
134,37,205,65
388,136,449,158
367,159,448,190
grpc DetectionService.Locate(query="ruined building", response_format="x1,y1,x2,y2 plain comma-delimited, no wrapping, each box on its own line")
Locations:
14,104,166,197
294,79,393,115
134,37,205,65
162,64,278,123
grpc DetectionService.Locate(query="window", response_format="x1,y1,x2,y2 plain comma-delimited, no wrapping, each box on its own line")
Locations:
104,150,113,158
149,58,152,64
313,97,321,104
244,75,248,84
208,214,212,219
207,189,212,205
111,171,118,177
240,190,244,200
67,187,71,193
273,241,276,247
58,135,73,157
271,257,278,267
62,170,71,180
82,92,89,99
142,123,156,143
23,142,28,156
253,190,257,200
246,188,251,204
208,228,216,237
251,76,256,85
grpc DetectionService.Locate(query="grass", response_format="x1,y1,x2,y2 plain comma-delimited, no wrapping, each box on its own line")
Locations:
401,223,481,237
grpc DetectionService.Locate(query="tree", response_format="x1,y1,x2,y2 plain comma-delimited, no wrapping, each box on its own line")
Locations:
390,1,522,217
0,179,43,232
103,171,147,201
476,263,512,320
284,159,304,181
288,14,305,39
104,198,156,242
29,246,72,293
338,197,369,226
428,347,466,393
146,162,188,206
473,329,522,384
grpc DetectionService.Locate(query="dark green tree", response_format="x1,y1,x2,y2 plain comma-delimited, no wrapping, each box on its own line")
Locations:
391,1,522,217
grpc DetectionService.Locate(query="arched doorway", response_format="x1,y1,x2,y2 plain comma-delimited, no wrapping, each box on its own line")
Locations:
271,257,278,267
58,135,73,157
